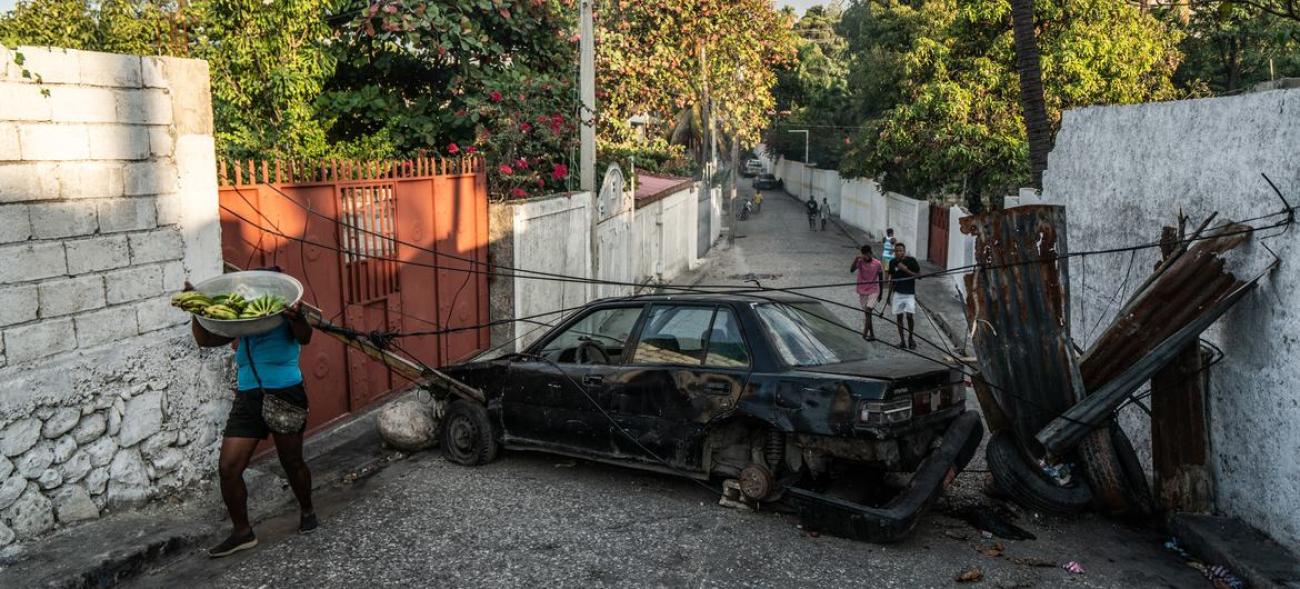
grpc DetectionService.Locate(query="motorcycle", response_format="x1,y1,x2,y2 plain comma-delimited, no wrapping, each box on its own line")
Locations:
737,199,753,221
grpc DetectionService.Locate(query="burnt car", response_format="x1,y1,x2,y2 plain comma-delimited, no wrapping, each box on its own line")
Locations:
439,293,983,542
753,173,781,190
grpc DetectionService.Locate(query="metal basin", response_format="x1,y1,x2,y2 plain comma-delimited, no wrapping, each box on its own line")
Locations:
191,271,304,338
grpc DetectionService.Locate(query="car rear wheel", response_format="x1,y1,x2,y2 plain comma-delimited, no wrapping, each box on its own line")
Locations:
440,400,499,466
986,431,1092,515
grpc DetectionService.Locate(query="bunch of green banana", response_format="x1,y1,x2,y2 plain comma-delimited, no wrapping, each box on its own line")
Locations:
171,291,215,314
211,293,247,314
202,304,240,320
239,294,287,319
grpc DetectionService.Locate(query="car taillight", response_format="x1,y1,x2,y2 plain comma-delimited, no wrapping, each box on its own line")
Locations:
859,398,912,425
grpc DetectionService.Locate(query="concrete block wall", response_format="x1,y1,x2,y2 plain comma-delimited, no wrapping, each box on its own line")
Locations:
0,46,226,547
1044,88,1300,552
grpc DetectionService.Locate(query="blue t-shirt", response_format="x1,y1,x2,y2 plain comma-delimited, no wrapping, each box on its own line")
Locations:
236,322,303,391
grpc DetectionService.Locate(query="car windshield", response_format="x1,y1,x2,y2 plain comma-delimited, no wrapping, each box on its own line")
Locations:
754,302,871,367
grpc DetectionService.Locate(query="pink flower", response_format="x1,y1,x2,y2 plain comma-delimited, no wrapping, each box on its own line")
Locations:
551,163,569,181
514,158,529,169
383,4,397,13
447,143,460,154
511,187,527,198
520,122,533,133
499,164,514,176
489,90,503,103
466,146,478,154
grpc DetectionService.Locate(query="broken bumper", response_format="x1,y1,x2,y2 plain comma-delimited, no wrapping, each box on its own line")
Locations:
787,410,984,543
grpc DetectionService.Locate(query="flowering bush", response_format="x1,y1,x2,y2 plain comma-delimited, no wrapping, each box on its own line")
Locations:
461,68,578,200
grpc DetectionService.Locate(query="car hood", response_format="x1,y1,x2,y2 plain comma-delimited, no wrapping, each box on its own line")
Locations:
795,355,953,380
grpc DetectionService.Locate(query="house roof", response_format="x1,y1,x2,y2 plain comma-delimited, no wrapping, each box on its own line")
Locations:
634,172,694,206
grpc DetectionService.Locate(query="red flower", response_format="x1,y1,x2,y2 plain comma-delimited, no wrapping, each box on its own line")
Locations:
536,178,545,187
447,143,460,154
551,163,569,181
514,158,529,169
520,122,533,133
489,90,503,103
511,187,527,199
499,164,514,175
466,146,478,154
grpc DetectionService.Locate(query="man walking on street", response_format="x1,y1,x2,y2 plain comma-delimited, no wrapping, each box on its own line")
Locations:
851,245,884,340
885,242,921,349
805,197,819,230
820,198,830,230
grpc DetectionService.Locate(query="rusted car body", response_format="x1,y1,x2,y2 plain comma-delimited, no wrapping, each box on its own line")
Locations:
444,293,984,542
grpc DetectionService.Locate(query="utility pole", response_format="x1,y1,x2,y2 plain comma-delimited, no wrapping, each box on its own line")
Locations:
788,129,809,200
579,0,595,193
728,127,739,244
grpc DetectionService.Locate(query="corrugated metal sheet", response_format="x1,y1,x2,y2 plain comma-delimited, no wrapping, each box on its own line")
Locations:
961,205,1081,454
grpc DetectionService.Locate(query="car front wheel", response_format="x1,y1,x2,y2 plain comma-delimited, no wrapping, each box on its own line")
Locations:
440,400,500,466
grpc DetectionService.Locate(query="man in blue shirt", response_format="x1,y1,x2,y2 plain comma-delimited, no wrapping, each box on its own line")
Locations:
189,281,316,558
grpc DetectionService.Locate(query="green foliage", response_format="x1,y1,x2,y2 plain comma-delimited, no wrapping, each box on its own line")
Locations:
189,0,335,160
322,0,578,198
766,5,855,169
1175,2,1300,94
0,0,178,54
826,0,1181,205
599,139,698,179
597,0,798,154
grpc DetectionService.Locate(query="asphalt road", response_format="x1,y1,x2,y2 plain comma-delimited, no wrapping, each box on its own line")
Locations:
130,180,1206,588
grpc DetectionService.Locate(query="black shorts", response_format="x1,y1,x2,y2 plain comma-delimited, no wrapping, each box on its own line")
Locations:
223,384,309,439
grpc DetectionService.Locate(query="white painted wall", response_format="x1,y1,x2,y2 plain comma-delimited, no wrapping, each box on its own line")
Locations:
839,178,888,239
0,46,225,544
507,193,594,351
885,192,929,262
495,182,709,352
1044,88,1300,552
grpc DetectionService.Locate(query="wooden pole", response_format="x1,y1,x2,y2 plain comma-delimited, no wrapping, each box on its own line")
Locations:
1150,224,1214,513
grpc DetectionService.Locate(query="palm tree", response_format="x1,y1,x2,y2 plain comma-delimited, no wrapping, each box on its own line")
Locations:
1010,0,1052,189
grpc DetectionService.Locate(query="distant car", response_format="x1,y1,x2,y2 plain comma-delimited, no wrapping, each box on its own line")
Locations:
753,173,781,190
439,293,984,542
743,159,764,177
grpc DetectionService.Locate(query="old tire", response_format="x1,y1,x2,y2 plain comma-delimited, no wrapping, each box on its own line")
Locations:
986,431,1092,515
1078,423,1154,517
440,400,499,466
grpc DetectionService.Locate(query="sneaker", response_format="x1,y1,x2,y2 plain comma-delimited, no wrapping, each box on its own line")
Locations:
299,512,319,535
908,339,917,350
208,532,258,558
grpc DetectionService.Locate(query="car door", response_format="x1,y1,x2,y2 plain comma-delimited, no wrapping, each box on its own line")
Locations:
504,304,645,455
609,304,753,470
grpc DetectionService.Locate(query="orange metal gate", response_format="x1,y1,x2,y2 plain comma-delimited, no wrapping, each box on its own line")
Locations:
928,203,950,266
217,158,490,431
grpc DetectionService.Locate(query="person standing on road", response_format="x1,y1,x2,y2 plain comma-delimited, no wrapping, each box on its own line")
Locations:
805,197,819,230
885,242,921,349
882,228,896,269
820,198,830,230
188,276,318,558
851,244,884,340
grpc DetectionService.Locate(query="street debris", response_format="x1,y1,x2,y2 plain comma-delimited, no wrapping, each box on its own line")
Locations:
962,204,1271,519
953,506,1037,541
977,543,1005,557
1164,538,1247,589
955,567,985,583
1062,561,1085,574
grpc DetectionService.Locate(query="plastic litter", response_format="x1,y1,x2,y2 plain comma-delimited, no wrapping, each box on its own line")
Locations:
1062,561,1085,574
1038,459,1074,486
1164,537,1246,589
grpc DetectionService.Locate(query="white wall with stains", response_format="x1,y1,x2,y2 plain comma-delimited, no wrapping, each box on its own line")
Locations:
1044,87,1300,551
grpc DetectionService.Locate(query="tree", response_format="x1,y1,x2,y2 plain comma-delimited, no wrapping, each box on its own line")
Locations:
596,0,797,157
0,0,179,56
837,0,1180,208
765,5,855,169
1010,0,1051,189
188,0,335,159
1176,3,1300,93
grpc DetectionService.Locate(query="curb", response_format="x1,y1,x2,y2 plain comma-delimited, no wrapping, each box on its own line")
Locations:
916,295,968,357
1170,513,1300,588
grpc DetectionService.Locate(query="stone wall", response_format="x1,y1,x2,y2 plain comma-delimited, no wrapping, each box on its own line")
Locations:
1043,88,1300,552
0,46,227,548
